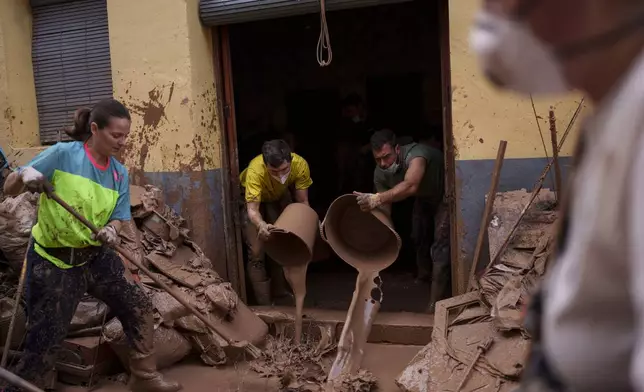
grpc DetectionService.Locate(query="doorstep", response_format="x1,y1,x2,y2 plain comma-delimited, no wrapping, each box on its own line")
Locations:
251,306,433,346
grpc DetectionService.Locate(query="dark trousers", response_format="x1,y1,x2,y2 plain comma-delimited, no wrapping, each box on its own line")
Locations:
8,243,154,389
411,198,451,281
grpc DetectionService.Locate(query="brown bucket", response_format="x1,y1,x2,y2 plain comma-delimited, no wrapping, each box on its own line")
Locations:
320,194,401,272
265,203,320,266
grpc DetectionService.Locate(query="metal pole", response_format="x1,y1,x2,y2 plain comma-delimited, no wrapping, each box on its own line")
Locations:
0,366,45,392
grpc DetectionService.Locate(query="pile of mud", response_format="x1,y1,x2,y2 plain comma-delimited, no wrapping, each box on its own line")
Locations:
251,330,376,392
100,185,266,373
397,189,558,392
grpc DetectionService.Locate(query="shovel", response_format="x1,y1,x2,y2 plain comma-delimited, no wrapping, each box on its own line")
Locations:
42,185,262,359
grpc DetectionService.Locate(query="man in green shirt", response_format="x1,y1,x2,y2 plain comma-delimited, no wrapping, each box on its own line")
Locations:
354,129,450,310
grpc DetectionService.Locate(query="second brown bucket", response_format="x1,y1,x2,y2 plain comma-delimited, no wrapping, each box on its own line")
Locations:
320,194,401,272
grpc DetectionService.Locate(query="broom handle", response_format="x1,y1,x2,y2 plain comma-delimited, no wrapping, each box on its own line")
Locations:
44,188,260,356
0,250,28,368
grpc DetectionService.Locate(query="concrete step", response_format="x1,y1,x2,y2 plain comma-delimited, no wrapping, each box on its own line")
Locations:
252,306,433,346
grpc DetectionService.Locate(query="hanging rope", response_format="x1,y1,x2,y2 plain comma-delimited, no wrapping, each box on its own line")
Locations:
316,0,332,66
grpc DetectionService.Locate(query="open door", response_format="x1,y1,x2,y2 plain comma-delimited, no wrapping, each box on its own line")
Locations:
213,26,247,301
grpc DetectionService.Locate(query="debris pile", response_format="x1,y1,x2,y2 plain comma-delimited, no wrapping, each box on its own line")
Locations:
396,189,557,392
98,185,266,373
250,325,376,392
0,192,38,271
52,185,267,385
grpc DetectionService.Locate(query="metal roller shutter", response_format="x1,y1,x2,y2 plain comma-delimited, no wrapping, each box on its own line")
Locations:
199,0,413,26
32,0,113,144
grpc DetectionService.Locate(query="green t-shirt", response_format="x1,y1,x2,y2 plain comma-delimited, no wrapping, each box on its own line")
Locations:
373,143,444,206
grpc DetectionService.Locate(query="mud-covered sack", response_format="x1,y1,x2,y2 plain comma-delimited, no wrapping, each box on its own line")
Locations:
103,318,192,370
0,192,38,270
151,290,194,327
69,297,109,332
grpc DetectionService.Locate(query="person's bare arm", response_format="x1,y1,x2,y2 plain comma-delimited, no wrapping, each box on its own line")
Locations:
108,220,123,233
3,171,24,196
294,189,310,206
378,157,426,204
246,201,265,228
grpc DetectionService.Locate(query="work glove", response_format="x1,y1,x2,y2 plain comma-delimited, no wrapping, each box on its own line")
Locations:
257,221,276,241
93,225,121,246
354,192,382,212
19,167,47,193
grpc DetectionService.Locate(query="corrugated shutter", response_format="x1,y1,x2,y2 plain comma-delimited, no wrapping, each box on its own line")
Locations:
32,0,113,144
199,0,413,26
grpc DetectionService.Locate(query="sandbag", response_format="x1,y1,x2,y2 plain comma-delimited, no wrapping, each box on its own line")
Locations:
103,318,191,370
69,297,109,332
151,290,194,327
0,192,38,270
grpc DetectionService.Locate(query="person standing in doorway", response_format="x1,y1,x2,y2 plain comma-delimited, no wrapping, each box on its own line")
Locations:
240,139,313,305
355,129,450,311
2,99,181,392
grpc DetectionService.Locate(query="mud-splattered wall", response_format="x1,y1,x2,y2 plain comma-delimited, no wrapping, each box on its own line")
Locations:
107,0,227,277
449,0,587,293
0,0,40,150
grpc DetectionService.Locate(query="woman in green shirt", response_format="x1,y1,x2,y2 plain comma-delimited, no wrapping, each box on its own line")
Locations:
3,99,181,392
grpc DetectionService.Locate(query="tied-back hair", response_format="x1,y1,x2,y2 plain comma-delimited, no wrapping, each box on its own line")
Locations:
66,99,131,142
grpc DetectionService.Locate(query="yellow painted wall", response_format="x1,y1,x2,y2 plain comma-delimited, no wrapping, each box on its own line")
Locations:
449,0,586,161
107,0,221,175
0,0,40,150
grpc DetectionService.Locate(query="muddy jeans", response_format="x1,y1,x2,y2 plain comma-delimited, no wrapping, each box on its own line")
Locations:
7,243,153,390
411,198,451,281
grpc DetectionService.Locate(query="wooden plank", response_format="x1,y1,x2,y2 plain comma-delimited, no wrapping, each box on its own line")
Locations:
145,253,203,289
549,108,562,200
468,140,507,291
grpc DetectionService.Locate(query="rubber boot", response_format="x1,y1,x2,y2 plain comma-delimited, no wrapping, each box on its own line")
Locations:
248,261,273,305
427,262,451,313
129,354,182,392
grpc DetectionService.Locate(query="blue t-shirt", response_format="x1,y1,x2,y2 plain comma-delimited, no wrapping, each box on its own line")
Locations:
25,141,130,267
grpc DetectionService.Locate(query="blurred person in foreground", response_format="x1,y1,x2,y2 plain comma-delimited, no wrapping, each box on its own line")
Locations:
470,0,644,391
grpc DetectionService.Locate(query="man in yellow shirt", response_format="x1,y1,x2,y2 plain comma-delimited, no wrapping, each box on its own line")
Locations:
240,139,313,305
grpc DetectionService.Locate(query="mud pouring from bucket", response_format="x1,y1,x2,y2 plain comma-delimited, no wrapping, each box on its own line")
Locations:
320,194,402,382
264,203,320,343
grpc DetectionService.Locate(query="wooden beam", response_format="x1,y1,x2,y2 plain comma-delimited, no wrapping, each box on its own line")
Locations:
467,140,507,291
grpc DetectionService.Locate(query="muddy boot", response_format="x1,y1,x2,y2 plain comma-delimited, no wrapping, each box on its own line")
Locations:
248,261,272,305
427,261,451,313
129,354,182,392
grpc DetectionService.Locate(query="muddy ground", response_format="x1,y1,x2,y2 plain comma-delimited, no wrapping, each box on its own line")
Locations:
58,343,420,392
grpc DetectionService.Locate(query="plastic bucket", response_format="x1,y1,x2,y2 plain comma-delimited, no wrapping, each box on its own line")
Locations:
265,203,320,266
320,194,401,272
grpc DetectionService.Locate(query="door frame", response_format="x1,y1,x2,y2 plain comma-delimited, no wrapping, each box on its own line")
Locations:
214,1,461,300
437,0,462,295
212,26,247,301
